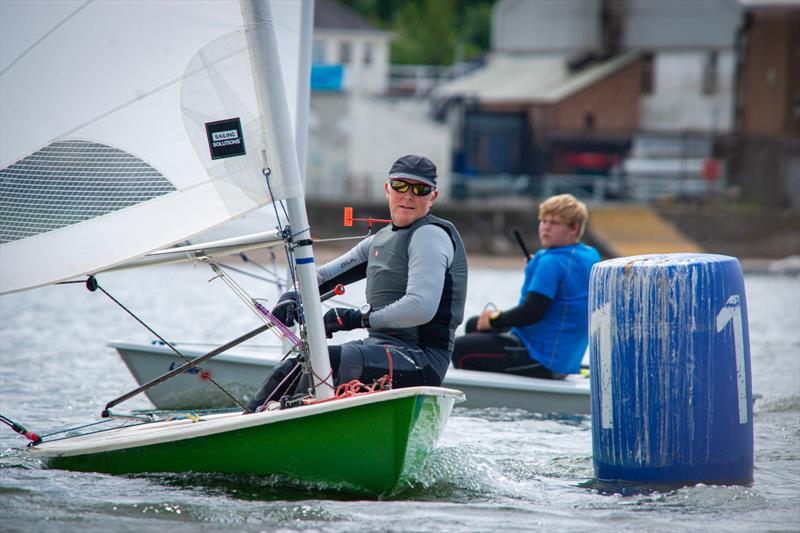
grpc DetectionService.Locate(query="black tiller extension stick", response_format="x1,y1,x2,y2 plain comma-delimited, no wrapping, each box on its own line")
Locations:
512,227,531,260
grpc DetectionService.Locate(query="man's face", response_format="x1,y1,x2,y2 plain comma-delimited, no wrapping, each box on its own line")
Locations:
538,214,579,248
385,178,438,227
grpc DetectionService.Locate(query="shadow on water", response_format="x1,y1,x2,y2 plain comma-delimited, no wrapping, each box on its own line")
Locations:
143,471,384,502
579,478,708,497
145,471,487,504
578,477,759,499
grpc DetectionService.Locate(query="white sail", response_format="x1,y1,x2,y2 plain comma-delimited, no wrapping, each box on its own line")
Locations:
0,0,302,294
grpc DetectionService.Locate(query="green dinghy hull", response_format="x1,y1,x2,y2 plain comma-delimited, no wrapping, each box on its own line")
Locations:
30,387,464,495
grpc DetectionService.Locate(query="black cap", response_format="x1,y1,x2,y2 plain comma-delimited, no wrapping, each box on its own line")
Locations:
388,154,437,188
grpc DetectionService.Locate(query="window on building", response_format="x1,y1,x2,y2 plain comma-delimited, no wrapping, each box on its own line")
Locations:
312,39,325,64
339,42,352,64
363,42,373,66
641,52,654,95
703,51,719,95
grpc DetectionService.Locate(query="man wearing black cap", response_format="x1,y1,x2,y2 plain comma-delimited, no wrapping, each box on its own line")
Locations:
247,154,468,411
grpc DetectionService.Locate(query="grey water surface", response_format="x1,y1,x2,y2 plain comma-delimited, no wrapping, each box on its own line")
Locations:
1,265,798,532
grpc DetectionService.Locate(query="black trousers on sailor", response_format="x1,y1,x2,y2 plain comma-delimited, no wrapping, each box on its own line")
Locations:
451,316,564,380
246,337,442,412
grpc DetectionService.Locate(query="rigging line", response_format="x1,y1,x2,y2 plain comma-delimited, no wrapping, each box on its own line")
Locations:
263,169,285,229
261,169,311,359
209,262,265,318
207,261,301,347
255,361,302,411
0,0,93,77
240,250,282,278
264,169,300,295
0,414,41,443
91,278,249,411
105,324,270,415
0,414,18,427
35,418,151,445
151,340,283,349
263,170,294,251
291,226,312,240
215,261,282,285
36,417,121,439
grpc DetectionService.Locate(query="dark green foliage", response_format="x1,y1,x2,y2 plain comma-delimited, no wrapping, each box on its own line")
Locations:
342,0,497,65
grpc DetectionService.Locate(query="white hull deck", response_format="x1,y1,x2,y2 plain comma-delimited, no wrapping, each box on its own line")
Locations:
112,341,590,415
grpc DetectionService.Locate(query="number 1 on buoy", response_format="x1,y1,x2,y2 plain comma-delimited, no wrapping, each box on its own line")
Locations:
591,303,613,429
716,294,748,424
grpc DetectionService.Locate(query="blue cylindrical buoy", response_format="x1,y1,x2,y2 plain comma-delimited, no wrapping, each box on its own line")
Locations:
589,253,753,485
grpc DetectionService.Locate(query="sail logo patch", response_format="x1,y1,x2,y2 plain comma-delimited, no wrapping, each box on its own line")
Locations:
205,117,246,160
211,130,239,142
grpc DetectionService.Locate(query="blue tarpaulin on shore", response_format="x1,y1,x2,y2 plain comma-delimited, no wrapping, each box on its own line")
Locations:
311,64,344,91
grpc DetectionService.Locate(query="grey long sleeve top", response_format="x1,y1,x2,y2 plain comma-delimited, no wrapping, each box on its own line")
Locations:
317,224,454,330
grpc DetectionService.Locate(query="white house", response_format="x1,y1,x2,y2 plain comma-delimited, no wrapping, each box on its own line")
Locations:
306,1,451,201
312,0,392,94
624,0,742,133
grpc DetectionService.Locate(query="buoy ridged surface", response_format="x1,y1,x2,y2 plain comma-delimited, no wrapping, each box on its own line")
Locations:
589,253,753,485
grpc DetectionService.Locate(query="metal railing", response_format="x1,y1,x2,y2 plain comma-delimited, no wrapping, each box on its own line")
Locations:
450,173,620,202
387,62,482,97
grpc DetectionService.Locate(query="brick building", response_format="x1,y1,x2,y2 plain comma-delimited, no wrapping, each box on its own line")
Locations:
435,0,746,201
736,1,800,137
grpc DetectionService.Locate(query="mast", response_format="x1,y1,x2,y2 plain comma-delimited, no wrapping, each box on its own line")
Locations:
241,0,334,400
295,0,314,183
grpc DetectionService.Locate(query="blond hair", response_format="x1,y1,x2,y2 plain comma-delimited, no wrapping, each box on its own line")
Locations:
538,194,589,239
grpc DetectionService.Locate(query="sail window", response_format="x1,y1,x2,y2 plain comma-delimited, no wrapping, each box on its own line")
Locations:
0,140,175,244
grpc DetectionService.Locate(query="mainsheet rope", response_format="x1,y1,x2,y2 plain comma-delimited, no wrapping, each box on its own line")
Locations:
300,346,394,407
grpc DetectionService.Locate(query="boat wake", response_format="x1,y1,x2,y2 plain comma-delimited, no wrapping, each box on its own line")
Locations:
754,395,800,414
392,444,518,500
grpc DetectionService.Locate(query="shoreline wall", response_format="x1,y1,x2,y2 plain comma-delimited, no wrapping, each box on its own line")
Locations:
307,199,800,260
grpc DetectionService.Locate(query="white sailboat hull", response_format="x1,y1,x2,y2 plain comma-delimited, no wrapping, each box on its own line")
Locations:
112,341,591,415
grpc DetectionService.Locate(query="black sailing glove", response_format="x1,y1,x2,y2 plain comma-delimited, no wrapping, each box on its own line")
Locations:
323,308,362,338
271,291,300,326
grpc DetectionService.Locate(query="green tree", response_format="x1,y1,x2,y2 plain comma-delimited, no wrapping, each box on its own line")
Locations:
342,0,497,65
